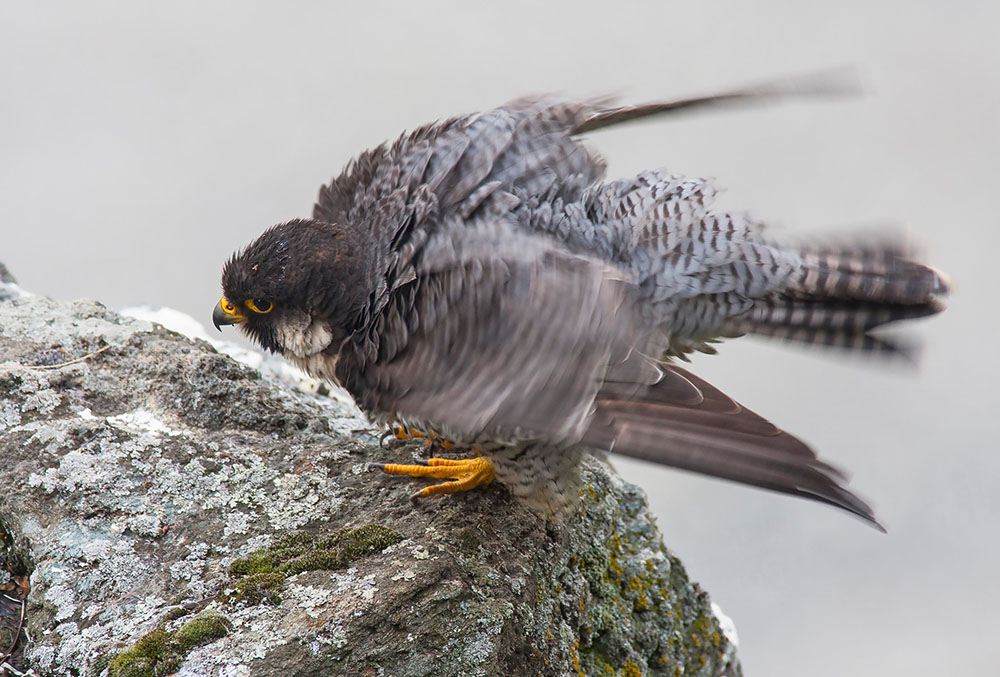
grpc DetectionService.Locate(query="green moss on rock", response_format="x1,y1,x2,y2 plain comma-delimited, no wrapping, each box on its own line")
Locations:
228,524,402,605
228,551,276,577
162,606,191,622
232,571,287,605
108,628,180,677
174,610,232,651
108,612,232,677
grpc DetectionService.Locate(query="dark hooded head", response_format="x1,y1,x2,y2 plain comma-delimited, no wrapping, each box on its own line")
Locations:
214,219,373,359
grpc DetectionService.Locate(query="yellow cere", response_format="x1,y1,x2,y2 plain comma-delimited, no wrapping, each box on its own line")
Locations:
217,296,247,322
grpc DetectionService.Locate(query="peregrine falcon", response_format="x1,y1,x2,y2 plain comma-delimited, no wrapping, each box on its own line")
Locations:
213,76,948,528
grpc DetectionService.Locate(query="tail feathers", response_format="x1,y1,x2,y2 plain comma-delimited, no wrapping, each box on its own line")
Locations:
586,365,882,529
791,249,950,305
725,244,949,356
724,296,944,356
726,322,917,357
736,297,943,331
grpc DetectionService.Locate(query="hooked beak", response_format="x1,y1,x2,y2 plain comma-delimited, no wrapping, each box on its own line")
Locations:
213,296,246,331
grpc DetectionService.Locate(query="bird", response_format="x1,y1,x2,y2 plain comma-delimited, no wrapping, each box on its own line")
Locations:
213,74,948,529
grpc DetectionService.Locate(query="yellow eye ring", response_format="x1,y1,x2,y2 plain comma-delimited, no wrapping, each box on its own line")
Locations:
245,298,274,314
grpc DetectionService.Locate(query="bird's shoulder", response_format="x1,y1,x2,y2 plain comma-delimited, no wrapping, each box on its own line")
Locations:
312,97,608,236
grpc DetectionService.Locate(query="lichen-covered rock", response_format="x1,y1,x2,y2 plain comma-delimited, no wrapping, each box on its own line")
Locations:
0,286,740,676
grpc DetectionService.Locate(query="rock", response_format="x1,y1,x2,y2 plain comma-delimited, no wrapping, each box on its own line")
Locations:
118,305,346,401
0,263,28,303
0,262,15,284
0,277,740,676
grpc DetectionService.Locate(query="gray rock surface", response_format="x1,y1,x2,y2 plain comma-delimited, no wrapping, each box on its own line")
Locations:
0,264,27,303
0,282,740,676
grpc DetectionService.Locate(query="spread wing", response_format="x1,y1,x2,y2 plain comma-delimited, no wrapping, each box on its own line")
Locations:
583,364,883,528
348,218,649,445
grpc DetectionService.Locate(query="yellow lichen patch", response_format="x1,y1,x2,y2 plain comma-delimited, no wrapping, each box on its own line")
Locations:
607,554,621,580
571,638,585,677
678,611,725,670
580,481,601,507
623,577,651,612
621,659,644,677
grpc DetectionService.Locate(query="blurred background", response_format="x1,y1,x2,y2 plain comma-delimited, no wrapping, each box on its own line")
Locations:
3,2,997,675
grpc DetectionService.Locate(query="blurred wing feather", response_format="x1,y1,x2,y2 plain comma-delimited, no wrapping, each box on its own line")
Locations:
584,364,883,528
364,219,640,444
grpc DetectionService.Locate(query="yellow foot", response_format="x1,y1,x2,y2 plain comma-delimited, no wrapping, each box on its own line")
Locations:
393,425,426,441
383,456,496,497
389,425,454,449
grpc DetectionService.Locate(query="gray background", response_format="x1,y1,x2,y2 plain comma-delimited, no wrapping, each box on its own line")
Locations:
3,2,997,675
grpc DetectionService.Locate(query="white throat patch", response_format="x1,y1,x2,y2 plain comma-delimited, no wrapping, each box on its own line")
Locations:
277,314,333,358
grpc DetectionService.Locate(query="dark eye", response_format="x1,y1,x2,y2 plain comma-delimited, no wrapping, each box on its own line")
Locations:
245,298,274,314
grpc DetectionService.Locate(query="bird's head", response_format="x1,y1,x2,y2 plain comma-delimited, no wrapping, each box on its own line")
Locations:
214,219,371,359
